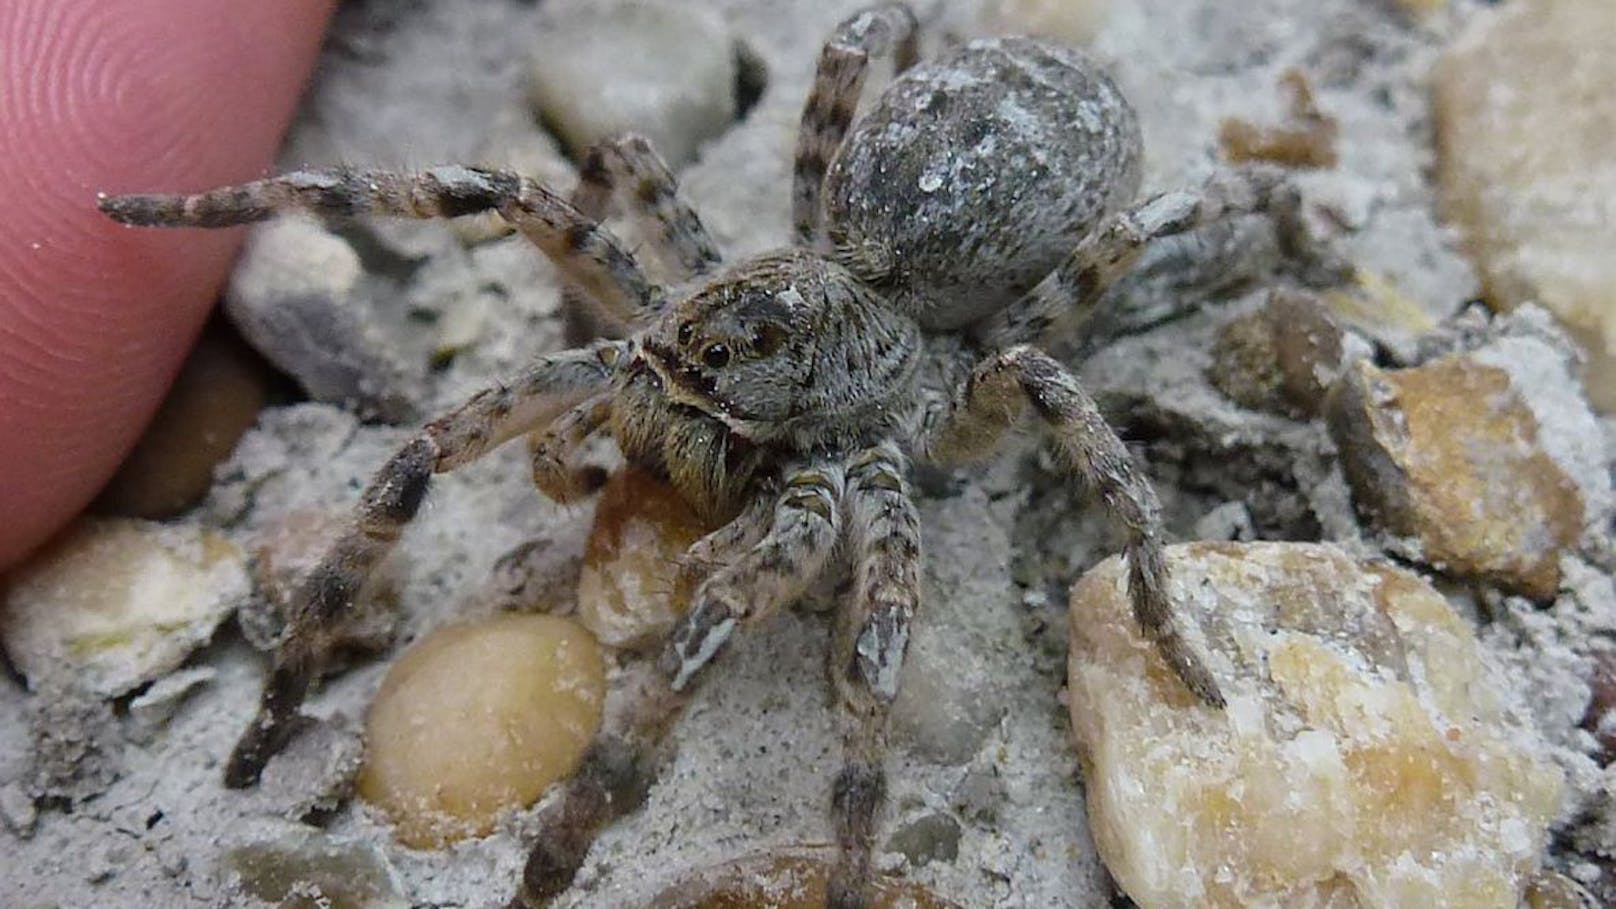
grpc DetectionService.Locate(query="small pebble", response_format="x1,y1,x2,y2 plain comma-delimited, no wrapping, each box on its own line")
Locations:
85,846,121,885
1191,501,1256,543
1525,870,1601,909
886,812,962,868
96,322,273,519
528,0,740,167
225,214,413,422
948,766,1006,824
1322,270,1438,363
1069,541,1563,909
1207,289,1351,419
127,666,216,741
647,849,961,909
1434,0,1616,413
1218,69,1339,169
255,714,365,825
1326,335,1601,598
357,613,605,848
1,518,249,697
0,782,37,838
578,467,713,650
430,293,490,368
225,827,403,909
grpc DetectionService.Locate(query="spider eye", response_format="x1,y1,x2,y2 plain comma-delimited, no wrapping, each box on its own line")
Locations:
749,324,786,356
677,321,695,346
701,343,731,369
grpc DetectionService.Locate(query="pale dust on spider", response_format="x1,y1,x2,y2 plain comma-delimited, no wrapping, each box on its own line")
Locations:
93,3,1333,906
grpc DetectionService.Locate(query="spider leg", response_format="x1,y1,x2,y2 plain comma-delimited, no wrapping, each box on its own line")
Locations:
919,346,1225,708
575,134,723,278
528,392,613,504
100,167,657,328
828,442,921,909
793,2,919,245
224,341,626,788
563,134,724,342
512,661,687,909
660,462,846,691
974,166,1344,349
674,492,774,591
512,496,773,908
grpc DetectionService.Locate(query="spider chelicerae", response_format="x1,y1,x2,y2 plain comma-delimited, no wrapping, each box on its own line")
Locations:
100,4,1333,906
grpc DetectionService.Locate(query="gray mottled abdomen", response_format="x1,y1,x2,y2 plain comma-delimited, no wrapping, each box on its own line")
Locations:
823,37,1142,331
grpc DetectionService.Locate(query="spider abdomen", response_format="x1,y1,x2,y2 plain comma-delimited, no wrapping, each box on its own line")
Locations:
823,36,1142,330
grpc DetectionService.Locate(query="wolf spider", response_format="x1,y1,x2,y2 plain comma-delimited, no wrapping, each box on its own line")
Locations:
100,4,1330,906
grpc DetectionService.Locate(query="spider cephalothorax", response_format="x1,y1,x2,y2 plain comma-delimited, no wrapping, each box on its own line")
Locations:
99,5,1331,907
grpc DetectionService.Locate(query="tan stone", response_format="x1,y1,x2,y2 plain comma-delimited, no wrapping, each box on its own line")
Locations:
357,614,605,848
577,467,714,650
1322,270,1438,358
648,848,960,909
96,324,271,519
976,0,1111,46
1434,0,1616,412
1069,542,1562,909
1208,290,1348,418
1219,69,1339,170
0,518,248,697
225,828,403,909
1326,354,1585,598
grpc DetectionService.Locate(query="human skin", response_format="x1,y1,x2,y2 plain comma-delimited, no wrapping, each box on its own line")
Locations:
0,0,335,571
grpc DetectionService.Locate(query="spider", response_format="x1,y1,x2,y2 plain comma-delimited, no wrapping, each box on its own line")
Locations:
100,4,1326,906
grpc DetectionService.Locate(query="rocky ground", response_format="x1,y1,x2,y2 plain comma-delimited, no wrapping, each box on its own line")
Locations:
3,0,1614,907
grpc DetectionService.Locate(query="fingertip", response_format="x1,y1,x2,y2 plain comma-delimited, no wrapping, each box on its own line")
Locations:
0,0,335,570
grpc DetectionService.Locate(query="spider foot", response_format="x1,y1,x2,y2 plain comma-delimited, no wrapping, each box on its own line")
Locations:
223,658,316,788
510,737,662,908
660,595,737,691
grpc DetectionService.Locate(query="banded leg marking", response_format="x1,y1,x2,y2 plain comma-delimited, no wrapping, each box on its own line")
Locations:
975,166,1346,348
920,346,1225,708
563,135,723,341
828,442,921,909
660,463,846,691
528,392,613,504
100,167,657,327
792,2,919,244
224,344,623,787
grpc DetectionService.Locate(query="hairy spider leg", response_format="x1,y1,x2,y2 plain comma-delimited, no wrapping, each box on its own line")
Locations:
511,495,774,908
101,165,659,327
227,343,627,786
920,345,1225,708
661,462,848,689
562,134,723,342
528,391,615,504
975,166,1337,349
828,442,922,909
793,3,919,245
